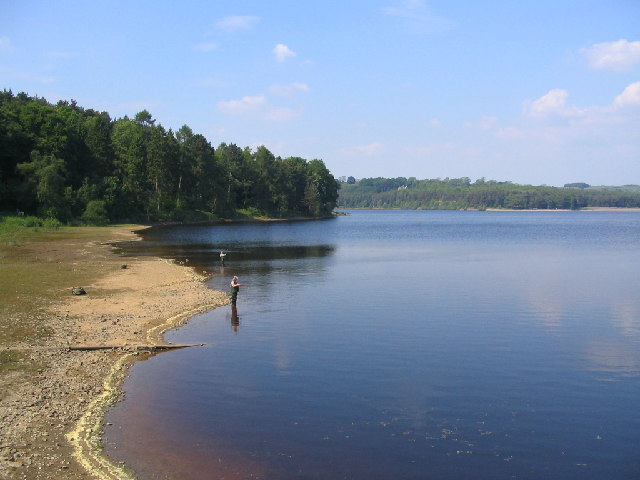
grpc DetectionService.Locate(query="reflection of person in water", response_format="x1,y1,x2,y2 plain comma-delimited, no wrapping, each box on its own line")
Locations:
230,275,242,305
231,304,240,332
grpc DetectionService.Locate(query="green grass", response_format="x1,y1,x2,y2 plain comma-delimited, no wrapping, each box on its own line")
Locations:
0,215,63,246
0,219,147,404
0,221,141,341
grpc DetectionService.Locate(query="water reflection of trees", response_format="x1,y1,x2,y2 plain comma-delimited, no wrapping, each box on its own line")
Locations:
113,243,335,272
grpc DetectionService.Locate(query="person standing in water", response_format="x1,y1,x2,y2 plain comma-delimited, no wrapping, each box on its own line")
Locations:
230,275,242,305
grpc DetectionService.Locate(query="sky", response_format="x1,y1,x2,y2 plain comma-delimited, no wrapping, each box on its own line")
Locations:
1,0,639,186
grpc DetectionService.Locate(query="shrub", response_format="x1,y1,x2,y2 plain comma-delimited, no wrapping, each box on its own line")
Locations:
81,200,109,225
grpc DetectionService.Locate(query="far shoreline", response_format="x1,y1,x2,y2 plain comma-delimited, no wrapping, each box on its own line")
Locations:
337,207,640,212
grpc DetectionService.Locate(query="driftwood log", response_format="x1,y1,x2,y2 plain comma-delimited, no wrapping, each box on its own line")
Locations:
68,344,203,351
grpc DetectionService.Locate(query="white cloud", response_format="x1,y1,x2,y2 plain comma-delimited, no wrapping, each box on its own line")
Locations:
524,89,586,118
527,89,568,116
269,82,309,96
477,82,640,146
453,83,640,184
217,95,266,115
273,44,296,62
614,81,640,108
582,39,640,72
194,42,219,52
216,15,260,31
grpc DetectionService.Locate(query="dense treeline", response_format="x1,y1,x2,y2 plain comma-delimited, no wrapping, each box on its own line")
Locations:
0,91,338,223
338,177,640,210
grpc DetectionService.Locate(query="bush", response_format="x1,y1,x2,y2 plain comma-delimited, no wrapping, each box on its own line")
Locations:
81,200,110,225
43,218,62,228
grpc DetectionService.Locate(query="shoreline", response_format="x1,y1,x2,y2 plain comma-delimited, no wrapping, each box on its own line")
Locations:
340,207,640,212
0,226,229,479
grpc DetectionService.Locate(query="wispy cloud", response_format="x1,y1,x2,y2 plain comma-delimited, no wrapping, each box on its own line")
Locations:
108,100,162,118
194,41,219,53
582,39,640,72
0,66,55,84
273,43,296,62
43,50,73,60
269,82,309,96
217,93,301,121
216,15,260,32
464,116,498,130
403,142,455,156
194,76,230,87
352,142,385,156
0,36,11,51
383,0,452,33
265,107,299,121
217,95,267,115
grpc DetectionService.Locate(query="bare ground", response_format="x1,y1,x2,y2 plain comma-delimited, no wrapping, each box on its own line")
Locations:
0,226,228,479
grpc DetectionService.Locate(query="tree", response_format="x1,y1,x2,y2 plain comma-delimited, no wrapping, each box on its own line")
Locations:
177,125,220,212
253,145,278,213
16,151,69,219
146,125,179,214
81,199,109,225
111,118,147,219
83,112,113,179
305,159,338,215
279,157,308,213
134,109,155,127
1,92,343,220
216,143,252,213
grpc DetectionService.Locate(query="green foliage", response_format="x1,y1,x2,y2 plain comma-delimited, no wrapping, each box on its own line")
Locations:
339,178,640,210
81,200,109,225
0,214,61,245
1,90,339,222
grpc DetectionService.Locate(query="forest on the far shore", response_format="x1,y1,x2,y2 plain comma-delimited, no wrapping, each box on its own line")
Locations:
0,91,338,224
337,177,640,210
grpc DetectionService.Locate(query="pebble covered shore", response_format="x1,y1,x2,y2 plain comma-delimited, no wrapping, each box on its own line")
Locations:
0,231,228,479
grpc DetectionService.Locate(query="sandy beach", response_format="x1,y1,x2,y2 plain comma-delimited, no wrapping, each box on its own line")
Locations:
0,226,229,479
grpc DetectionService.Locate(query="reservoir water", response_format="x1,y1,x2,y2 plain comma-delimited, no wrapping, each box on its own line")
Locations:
104,210,640,480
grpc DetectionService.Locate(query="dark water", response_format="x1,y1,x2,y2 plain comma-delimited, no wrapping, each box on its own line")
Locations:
104,210,640,480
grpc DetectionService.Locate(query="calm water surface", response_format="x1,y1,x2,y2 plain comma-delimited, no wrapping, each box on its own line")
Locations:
105,210,640,480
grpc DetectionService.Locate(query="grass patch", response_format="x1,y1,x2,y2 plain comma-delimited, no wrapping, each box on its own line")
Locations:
0,349,42,377
0,220,144,407
0,215,63,246
0,222,142,343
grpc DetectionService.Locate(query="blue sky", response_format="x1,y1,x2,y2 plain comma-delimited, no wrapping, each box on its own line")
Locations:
2,0,639,186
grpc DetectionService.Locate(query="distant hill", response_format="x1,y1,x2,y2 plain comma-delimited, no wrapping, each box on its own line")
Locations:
338,177,640,210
